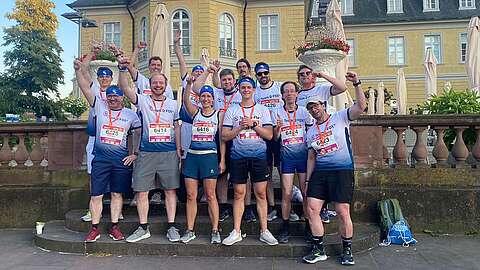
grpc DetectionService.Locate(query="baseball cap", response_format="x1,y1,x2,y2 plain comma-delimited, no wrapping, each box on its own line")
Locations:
254,62,270,73
97,67,113,77
306,96,327,107
105,85,124,96
192,65,204,72
237,77,256,88
199,85,214,97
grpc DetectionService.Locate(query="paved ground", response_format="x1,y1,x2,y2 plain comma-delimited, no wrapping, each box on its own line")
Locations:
1,228,479,270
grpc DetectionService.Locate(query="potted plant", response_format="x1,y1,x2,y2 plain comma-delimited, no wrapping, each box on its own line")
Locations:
83,41,119,84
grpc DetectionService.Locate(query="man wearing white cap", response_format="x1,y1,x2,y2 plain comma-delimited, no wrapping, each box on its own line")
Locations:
302,71,366,266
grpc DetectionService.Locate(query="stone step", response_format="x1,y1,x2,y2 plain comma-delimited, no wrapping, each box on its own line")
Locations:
67,209,333,236
35,220,380,257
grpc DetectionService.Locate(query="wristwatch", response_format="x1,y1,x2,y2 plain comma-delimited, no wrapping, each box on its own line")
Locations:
353,80,362,87
251,122,258,129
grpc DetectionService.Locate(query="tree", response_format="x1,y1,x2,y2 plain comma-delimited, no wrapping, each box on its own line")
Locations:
62,97,88,119
0,0,64,119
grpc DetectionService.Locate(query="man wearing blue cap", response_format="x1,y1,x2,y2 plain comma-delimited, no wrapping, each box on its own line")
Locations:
74,60,141,243
222,76,278,246
254,62,283,222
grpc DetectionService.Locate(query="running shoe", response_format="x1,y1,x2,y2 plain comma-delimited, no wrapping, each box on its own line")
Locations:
125,226,151,243
166,226,181,242
320,208,330,224
222,229,243,246
84,227,100,243
302,245,327,264
180,230,196,243
259,229,278,246
108,225,124,241
277,226,289,243
267,209,278,222
244,207,257,223
81,210,92,222
211,230,221,244
219,208,231,222
340,247,355,266
150,192,162,205
289,211,300,222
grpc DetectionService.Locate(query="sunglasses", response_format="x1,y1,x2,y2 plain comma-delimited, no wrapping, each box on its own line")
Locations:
256,71,269,76
298,71,312,76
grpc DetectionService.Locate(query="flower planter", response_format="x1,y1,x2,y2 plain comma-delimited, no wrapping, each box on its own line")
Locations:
89,60,119,85
297,49,346,80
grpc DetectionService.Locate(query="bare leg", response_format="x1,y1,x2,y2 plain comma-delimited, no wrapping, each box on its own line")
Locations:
217,173,228,204
245,177,252,206
164,189,177,223
136,191,149,224
335,203,353,238
110,192,123,223
297,173,308,219
253,181,268,232
281,174,294,220
90,195,103,224
204,179,219,231
266,167,275,207
233,184,246,232
185,179,198,230
307,197,325,236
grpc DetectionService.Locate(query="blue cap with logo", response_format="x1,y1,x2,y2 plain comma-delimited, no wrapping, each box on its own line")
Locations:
97,67,113,77
237,77,256,88
105,85,124,96
192,65,205,72
254,62,270,73
199,85,214,97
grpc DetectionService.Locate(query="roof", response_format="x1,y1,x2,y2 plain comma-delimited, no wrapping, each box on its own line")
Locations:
309,0,480,25
67,0,131,8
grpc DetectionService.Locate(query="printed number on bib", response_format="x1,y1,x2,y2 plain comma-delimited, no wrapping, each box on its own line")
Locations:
260,99,280,109
149,123,171,142
100,125,125,145
192,122,215,142
311,130,338,156
239,119,260,140
280,125,304,145
143,88,152,95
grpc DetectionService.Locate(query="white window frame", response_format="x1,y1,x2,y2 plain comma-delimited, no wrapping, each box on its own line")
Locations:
346,39,356,66
171,9,192,55
340,0,354,16
103,22,121,48
459,32,468,63
424,34,442,64
423,0,439,11
387,0,403,14
387,36,406,66
258,14,280,51
218,13,236,53
459,0,476,9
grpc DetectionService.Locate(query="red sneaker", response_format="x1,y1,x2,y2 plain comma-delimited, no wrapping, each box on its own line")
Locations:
108,225,124,241
85,227,101,242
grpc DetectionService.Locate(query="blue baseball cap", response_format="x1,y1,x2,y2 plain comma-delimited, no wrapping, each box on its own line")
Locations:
192,65,205,72
97,67,113,77
238,77,256,88
199,85,214,97
254,62,269,73
105,85,124,96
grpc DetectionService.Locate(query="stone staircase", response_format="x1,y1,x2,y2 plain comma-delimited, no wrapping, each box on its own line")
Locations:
34,199,380,257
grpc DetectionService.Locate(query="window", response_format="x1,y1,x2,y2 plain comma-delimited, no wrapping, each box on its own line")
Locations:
259,14,280,50
346,39,356,66
139,17,148,62
219,13,235,57
460,33,468,63
104,22,121,47
311,0,320,18
172,9,191,55
388,36,405,65
459,0,475,9
387,0,403,13
424,35,442,63
339,0,354,15
423,0,439,11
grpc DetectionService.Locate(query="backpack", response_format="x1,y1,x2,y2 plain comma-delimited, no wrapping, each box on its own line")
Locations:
377,198,417,247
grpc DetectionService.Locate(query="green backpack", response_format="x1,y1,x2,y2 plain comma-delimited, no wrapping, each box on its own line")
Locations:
377,198,407,239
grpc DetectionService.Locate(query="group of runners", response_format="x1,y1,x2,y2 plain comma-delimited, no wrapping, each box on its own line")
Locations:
74,31,366,266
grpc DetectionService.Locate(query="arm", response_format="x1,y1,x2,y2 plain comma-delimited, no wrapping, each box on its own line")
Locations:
117,54,138,104
273,114,282,140
222,126,243,142
314,71,347,96
253,125,273,140
192,68,212,94
183,76,199,117
123,128,140,166
345,71,367,120
211,60,221,89
127,42,146,80
174,121,182,158
305,149,316,183
218,113,226,174
81,41,102,84
173,30,188,78
74,59,95,106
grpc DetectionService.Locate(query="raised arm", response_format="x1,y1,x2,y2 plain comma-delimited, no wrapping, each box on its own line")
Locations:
211,60,222,89
127,42,145,80
183,76,199,117
314,71,347,96
173,30,188,79
345,71,367,121
74,59,95,106
117,54,138,104
192,67,213,94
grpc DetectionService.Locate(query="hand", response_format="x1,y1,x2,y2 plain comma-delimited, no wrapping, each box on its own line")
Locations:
240,118,250,130
243,117,254,128
312,71,325,79
122,154,137,166
91,41,102,53
208,62,219,74
218,160,226,174
117,54,130,68
137,42,147,49
73,59,82,71
186,75,195,85
212,59,221,70
107,43,119,54
345,71,359,83
173,30,181,44
276,117,282,128
176,148,184,159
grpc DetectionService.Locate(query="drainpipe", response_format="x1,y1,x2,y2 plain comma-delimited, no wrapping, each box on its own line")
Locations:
243,0,248,59
127,5,135,51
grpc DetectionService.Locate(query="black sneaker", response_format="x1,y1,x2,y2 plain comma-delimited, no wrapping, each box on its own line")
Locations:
219,208,230,222
302,245,327,264
277,227,289,243
340,247,355,265
243,207,257,223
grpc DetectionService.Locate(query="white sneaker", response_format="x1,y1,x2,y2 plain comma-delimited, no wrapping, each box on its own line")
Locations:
129,197,137,206
259,229,278,246
267,209,278,222
119,213,124,220
81,210,91,222
222,229,243,246
291,185,303,203
289,211,300,222
150,192,162,205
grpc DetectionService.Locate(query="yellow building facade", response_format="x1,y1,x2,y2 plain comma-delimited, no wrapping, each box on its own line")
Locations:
67,0,306,94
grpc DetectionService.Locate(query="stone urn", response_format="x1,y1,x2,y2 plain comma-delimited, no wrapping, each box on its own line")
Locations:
297,49,346,82
89,60,119,85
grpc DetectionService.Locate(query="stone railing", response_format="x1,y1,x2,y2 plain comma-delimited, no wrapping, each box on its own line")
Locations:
352,114,480,168
0,121,88,171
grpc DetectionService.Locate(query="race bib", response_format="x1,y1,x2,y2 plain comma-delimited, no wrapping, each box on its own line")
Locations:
192,121,215,142
143,88,152,95
311,130,338,156
280,125,304,145
148,123,172,142
260,98,281,109
100,125,125,145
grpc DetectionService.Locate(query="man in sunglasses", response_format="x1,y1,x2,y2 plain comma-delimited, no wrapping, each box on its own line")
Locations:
253,62,283,223
296,65,347,108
